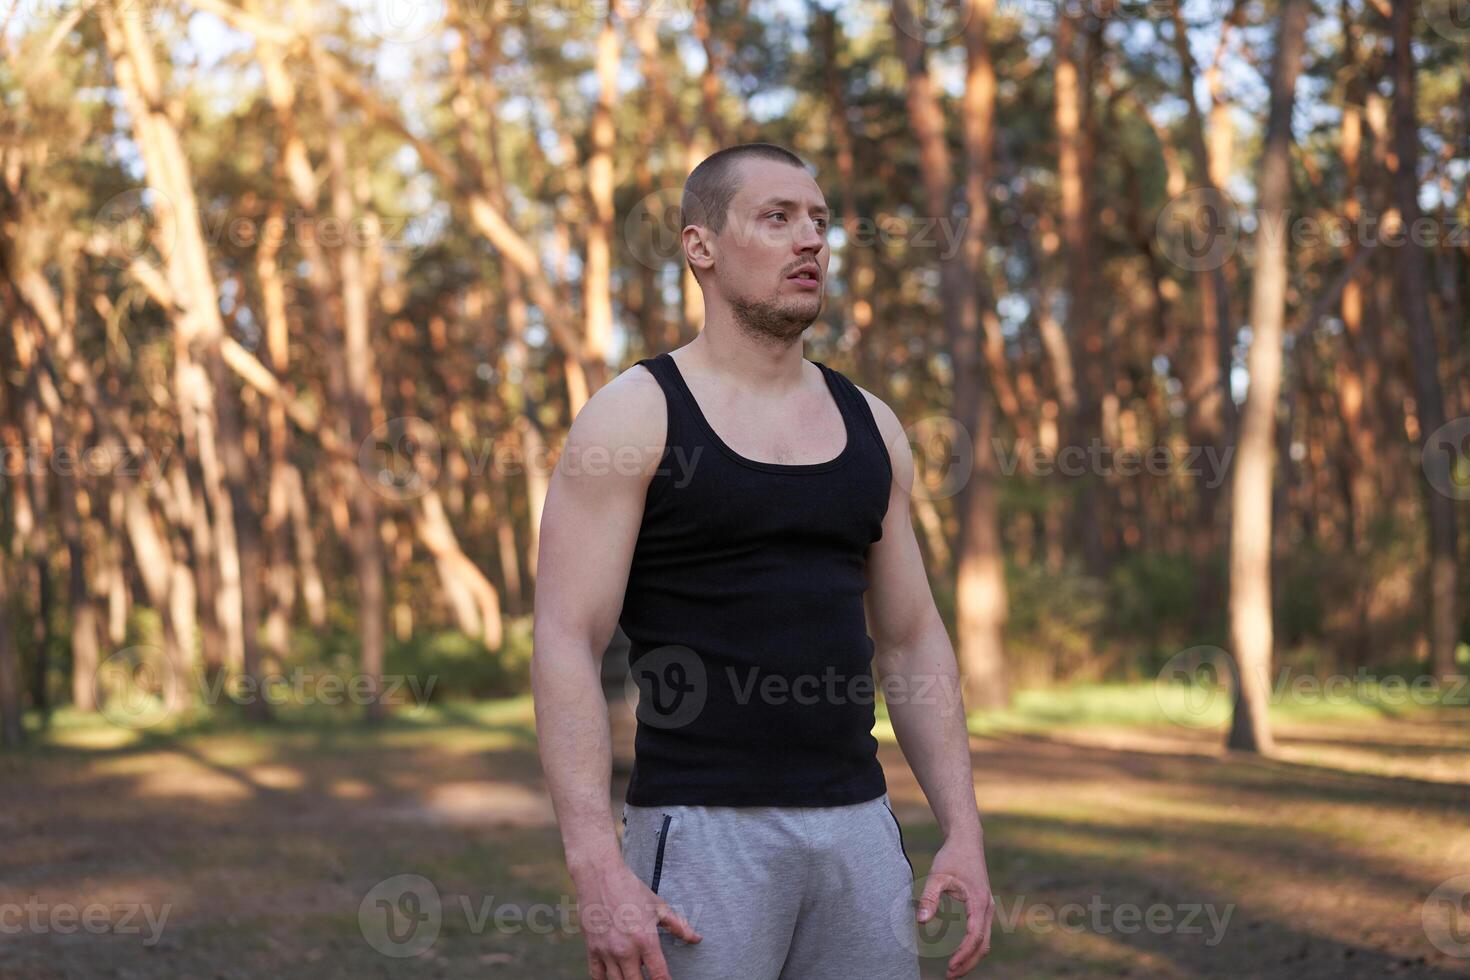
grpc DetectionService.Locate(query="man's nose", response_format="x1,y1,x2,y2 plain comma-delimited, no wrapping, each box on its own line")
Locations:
794,218,824,252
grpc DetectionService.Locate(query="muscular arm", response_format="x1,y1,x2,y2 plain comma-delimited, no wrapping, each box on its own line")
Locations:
859,391,985,850
531,376,653,874
859,389,993,976
531,368,699,978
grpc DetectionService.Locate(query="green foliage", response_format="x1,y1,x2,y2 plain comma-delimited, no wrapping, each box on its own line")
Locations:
1003,561,1110,687
383,617,534,703
1105,551,1208,660
1273,516,1425,666
1003,552,1215,686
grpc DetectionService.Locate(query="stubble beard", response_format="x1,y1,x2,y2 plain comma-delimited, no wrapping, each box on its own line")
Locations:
729,291,823,347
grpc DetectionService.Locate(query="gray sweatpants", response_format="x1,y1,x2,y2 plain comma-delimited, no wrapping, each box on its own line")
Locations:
619,792,922,980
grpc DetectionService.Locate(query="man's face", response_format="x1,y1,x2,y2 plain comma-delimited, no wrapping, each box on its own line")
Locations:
699,158,831,342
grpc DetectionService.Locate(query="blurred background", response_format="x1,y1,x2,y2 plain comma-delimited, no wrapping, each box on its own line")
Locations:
1,0,1468,976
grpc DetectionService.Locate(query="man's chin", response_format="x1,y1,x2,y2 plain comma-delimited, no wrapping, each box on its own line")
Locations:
730,292,824,341
783,290,824,320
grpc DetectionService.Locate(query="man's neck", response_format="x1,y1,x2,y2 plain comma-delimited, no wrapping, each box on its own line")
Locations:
682,307,810,394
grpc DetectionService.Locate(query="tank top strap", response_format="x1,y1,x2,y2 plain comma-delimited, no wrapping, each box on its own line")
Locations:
634,352,696,457
814,361,891,479
634,352,679,402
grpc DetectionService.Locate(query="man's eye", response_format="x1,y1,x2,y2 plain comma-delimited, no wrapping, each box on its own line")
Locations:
768,212,787,221
815,219,828,231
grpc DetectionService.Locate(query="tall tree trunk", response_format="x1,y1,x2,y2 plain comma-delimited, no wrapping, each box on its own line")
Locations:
0,546,24,747
1391,0,1460,679
1055,5,1105,574
583,8,617,392
254,199,297,668
957,0,1010,709
298,17,387,722
100,1,266,711
1335,0,1381,544
22,362,53,723
895,0,1010,709
1168,4,1238,607
1226,0,1310,755
413,492,504,648
817,10,879,377
492,468,524,616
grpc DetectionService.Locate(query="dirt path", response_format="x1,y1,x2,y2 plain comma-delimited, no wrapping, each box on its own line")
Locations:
2,706,1467,979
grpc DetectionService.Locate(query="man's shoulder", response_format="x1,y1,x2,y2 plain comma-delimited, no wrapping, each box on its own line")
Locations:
560,361,669,474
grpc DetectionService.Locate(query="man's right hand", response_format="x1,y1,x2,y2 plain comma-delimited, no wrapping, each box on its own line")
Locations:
575,859,702,980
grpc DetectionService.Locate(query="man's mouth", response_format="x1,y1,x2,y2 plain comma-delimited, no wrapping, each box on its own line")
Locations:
788,268,820,284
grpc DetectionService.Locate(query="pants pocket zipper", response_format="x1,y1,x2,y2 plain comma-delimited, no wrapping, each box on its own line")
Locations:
882,799,915,877
650,813,673,894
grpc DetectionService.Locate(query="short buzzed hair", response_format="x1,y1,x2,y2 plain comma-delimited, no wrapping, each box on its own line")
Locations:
681,143,809,281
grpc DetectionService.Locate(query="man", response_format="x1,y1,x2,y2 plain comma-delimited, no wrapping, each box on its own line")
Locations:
533,142,993,980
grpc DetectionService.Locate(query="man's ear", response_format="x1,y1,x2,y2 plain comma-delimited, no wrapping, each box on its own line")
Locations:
683,225,715,277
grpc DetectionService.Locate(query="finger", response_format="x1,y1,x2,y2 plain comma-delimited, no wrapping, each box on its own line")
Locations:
951,932,990,979
587,949,606,980
947,898,982,972
640,942,675,980
944,884,985,977
616,953,644,980
596,955,624,980
656,903,703,943
916,873,950,922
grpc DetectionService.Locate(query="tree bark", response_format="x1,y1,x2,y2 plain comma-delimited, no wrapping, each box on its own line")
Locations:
296,12,387,721
1055,5,1106,574
100,0,267,712
583,8,617,391
1226,0,1310,755
0,545,25,747
1390,0,1460,679
895,0,1010,709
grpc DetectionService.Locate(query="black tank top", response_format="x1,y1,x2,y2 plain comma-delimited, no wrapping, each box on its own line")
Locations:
618,351,893,807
